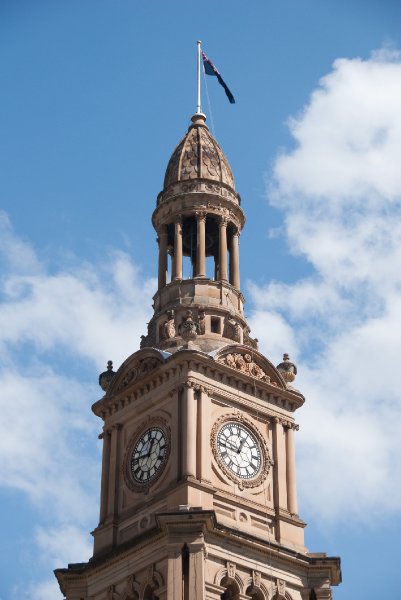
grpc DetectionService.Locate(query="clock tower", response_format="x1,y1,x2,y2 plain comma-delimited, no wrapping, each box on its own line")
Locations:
55,113,341,599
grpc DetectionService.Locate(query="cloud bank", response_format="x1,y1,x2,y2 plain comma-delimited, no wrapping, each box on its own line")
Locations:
0,213,155,597
249,49,401,522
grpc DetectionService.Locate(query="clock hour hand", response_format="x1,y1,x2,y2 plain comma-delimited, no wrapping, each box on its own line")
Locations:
220,440,237,452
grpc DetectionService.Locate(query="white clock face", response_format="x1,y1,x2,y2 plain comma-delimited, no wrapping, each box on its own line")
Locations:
130,427,167,484
217,422,261,479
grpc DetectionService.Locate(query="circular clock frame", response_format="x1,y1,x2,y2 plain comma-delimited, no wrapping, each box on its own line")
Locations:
123,417,171,492
211,414,271,489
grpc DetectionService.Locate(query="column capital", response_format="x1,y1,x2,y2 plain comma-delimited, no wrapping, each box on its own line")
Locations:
218,215,228,227
195,211,207,222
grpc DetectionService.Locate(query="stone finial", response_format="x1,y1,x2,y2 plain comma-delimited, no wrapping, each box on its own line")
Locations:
276,353,297,383
98,360,116,392
179,310,198,344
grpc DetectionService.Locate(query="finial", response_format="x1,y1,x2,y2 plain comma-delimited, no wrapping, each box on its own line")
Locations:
276,353,297,384
190,112,207,129
98,360,116,392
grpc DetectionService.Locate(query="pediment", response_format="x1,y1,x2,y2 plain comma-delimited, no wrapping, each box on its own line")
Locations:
214,345,286,389
106,348,166,397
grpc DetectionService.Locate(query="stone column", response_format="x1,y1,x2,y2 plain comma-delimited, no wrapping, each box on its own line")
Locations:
230,230,240,289
286,424,298,515
218,217,228,282
183,384,197,479
99,430,111,524
173,217,183,280
107,424,122,519
158,225,168,289
167,543,183,600
272,418,288,516
195,213,206,278
188,542,205,600
197,388,211,483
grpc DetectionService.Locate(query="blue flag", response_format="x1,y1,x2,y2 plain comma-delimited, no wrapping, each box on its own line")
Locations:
202,51,235,104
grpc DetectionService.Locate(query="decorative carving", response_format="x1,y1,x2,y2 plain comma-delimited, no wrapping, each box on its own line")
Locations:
277,578,286,598
217,352,271,383
178,310,198,343
163,310,176,339
210,413,272,489
195,211,207,222
276,353,297,383
140,321,156,349
121,575,140,600
198,309,206,335
224,317,242,342
243,328,259,350
116,357,162,392
252,570,261,588
98,360,116,392
107,585,120,600
227,561,236,580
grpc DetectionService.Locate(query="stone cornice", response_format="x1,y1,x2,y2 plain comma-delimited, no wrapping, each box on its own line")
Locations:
92,349,304,421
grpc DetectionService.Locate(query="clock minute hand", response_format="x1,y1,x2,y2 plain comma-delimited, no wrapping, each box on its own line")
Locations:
146,438,156,457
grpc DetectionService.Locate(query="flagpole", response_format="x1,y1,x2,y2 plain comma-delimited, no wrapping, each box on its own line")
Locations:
196,40,201,114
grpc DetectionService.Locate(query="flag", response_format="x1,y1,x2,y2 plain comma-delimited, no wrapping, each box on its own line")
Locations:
202,51,235,104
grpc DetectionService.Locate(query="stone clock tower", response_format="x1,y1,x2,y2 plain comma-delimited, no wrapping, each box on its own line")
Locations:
55,113,341,599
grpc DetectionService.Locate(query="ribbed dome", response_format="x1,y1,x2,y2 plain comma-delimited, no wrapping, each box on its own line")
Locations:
163,113,235,191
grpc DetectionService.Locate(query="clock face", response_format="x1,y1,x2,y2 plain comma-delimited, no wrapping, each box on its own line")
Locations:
130,427,167,484
217,422,261,479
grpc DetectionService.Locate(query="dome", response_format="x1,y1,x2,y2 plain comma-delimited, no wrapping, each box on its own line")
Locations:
163,113,235,191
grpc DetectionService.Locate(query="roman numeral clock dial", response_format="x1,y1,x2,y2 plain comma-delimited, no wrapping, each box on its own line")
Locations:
124,421,170,491
217,422,261,478
213,418,270,488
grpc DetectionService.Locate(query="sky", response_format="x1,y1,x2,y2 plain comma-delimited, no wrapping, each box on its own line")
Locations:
1,1,401,598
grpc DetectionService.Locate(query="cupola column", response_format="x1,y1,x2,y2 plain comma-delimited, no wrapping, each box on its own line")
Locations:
218,217,228,282
230,230,240,289
173,217,183,280
158,226,168,289
195,212,206,278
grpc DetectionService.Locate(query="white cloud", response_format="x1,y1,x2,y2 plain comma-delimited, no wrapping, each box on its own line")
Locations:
251,48,401,522
0,214,156,596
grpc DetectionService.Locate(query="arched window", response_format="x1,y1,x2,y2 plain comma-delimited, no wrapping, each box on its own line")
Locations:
245,586,265,600
220,577,240,600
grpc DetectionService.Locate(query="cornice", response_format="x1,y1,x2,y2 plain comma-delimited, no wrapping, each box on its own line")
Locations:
93,349,304,421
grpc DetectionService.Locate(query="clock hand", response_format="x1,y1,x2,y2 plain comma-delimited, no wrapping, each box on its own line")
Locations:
237,438,245,453
146,438,156,458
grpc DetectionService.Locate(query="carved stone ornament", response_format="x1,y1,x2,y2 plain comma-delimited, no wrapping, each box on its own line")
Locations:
116,356,162,392
210,413,272,489
276,353,297,383
227,561,236,579
140,321,156,349
252,570,261,588
178,310,198,343
275,578,286,599
198,309,206,335
217,352,271,383
98,360,116,392
122,416,171,494
163,310,176,339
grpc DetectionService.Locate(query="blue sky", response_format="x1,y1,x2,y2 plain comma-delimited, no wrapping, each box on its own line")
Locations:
1,1,401,598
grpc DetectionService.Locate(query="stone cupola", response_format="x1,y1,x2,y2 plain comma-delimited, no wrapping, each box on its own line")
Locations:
141,113,256,353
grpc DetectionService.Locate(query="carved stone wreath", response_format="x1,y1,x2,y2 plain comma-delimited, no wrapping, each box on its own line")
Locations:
210,413,271,489
123,416,171,493
116,356,162,392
